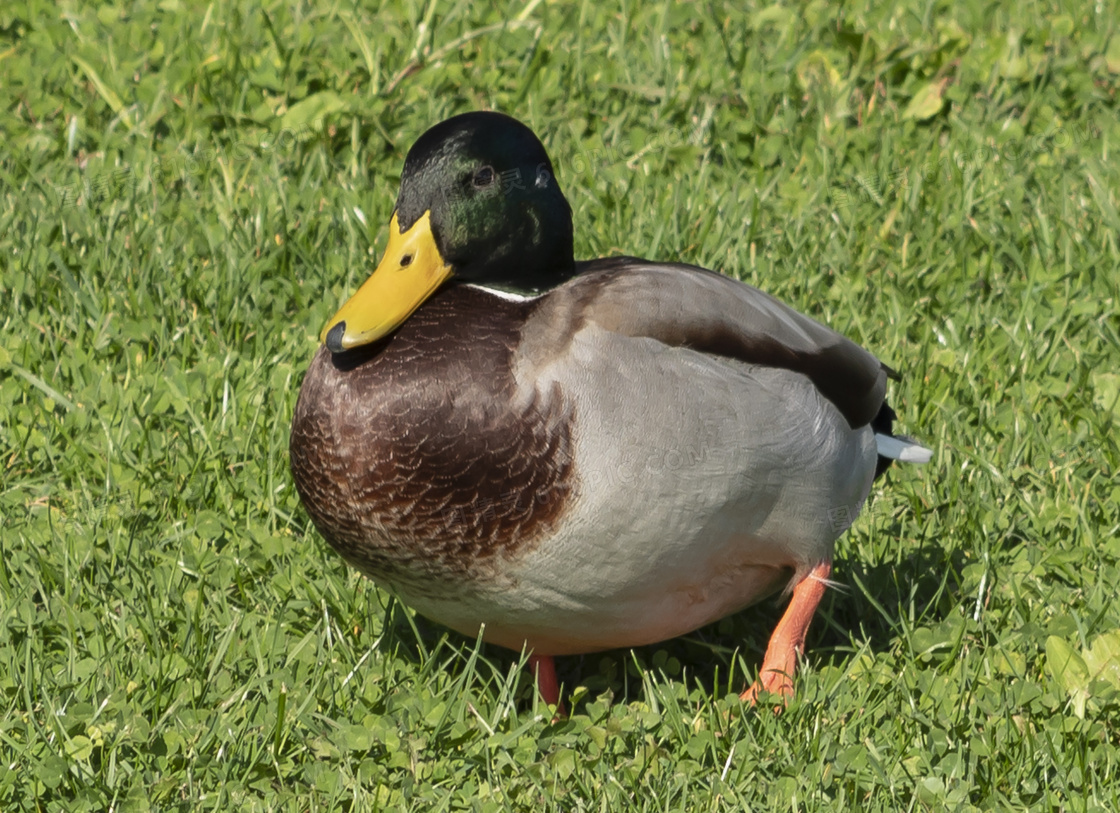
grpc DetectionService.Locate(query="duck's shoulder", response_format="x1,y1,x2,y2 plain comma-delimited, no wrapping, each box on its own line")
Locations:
526,257,892,429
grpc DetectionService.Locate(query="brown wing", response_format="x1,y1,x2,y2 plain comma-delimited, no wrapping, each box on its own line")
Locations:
542,258,892,429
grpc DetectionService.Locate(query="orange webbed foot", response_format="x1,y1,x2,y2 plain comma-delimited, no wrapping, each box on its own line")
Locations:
740,560,832,709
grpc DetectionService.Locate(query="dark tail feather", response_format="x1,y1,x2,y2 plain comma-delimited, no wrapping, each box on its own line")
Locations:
872,402,897,480
872,401,932,479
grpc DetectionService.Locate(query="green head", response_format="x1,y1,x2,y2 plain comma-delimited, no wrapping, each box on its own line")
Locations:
397,111,575,291
322,112,576,353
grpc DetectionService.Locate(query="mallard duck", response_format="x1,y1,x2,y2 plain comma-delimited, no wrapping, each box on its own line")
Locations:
290,111,930,710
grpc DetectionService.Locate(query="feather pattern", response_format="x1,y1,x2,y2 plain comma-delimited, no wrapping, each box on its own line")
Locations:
290,258,926,654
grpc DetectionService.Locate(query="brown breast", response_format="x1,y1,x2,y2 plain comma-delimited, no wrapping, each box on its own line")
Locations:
289,285,577,596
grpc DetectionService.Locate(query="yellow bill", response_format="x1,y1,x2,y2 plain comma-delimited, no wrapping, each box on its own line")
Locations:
321,210,454,352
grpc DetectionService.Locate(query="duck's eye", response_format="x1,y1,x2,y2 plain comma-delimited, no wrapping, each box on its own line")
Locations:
473,166,495,188
400,254,413,267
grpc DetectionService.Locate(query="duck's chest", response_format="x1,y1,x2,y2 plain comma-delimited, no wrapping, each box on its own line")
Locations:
288,289,577,593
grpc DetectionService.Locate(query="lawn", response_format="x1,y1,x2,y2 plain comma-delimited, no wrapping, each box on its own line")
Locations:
2,0,1119,809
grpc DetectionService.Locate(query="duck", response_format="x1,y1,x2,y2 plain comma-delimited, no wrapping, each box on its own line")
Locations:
289,110,930,711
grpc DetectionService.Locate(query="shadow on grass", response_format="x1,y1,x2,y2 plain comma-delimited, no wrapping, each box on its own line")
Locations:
369,540,967,714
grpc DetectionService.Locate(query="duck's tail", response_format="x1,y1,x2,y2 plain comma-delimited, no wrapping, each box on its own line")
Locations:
872,402,932,479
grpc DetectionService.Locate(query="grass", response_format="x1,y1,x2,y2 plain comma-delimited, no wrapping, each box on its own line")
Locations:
2,0,1119,809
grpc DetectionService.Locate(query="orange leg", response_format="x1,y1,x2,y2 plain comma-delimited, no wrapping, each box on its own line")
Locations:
741,560,832,705
528,653,566,717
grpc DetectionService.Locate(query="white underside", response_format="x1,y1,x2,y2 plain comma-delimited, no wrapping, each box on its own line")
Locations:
400,324,879,655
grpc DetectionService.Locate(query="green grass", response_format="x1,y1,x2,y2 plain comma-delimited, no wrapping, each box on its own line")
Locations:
2,0,1119,809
